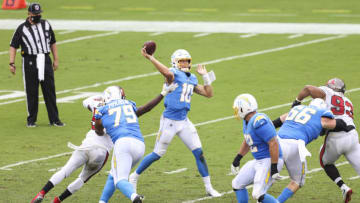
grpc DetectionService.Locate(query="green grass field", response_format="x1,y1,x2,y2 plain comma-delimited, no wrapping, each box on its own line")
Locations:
1,0,360,202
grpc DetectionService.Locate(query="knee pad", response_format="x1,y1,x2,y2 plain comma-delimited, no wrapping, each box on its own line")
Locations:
252,191,263,200
68,178,84,194
232,178,241,190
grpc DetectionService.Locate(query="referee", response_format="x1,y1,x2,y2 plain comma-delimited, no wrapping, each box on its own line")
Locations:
9,3,64,127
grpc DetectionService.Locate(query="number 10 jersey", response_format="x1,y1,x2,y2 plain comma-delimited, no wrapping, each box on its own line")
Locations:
163,68,198,121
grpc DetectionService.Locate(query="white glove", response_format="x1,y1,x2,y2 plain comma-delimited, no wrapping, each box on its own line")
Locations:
161,82,178,96
230,164,240,175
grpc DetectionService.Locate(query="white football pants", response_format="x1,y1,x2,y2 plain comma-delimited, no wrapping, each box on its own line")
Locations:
153,116,202,156
232,158,284,200
320,129,360,175
111,137,145,185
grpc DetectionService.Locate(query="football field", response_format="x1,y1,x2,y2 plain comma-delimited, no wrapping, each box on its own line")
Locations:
1,0,360,202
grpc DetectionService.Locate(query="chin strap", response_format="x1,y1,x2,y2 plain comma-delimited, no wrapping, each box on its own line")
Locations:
180,67,191,72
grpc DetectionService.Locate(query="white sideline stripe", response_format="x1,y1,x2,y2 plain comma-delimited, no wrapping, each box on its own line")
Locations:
2,20,360,34
149,32,166,36
0,31,119,56
2,87,358,171
0,35,345,106
183,161,349,203
164,168,188,174
288,34,304,39
193,33,211,38
240,33,257,38
349,175,360,180
58,30,76,35
0,152,72,170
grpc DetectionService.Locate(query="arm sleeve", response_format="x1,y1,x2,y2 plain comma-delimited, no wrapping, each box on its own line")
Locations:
49,22,56,44
10,26,22,49
253,116,277,142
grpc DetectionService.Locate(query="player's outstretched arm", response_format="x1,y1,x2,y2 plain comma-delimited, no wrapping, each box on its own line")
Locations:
136,83,178,117
194,64,214,98
321,117,355,132
141,47,174,83
268,137,280,179
292,85,326,107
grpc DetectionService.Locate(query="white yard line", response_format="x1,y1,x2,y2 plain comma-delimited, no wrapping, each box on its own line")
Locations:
0,35,345,106
164,168,188,174
288,34,304,39
193,33,211,38
183,161,349,203
149,32,166,36
349,175,360,180
0,31,120,56
240,33,258,38
0,88,357,171
2,20,360,34
58,30,76,35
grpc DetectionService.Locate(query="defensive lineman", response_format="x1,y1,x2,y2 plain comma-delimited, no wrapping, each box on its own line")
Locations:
31,94,113,203
291,78,360,203
231,94,283,203
95,83,177,203
272,98,353,203
128,48,221,197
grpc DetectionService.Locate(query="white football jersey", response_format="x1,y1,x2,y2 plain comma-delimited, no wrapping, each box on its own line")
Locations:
319,86,355,126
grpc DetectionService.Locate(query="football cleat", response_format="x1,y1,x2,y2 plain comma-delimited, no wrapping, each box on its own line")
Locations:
132,195,144,203
206,187,222,197
52,197,61,203
30,192,44,203
129,172,138,193
341,184,352,203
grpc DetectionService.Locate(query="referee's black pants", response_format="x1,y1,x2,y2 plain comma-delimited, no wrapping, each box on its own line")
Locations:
22,54,60,124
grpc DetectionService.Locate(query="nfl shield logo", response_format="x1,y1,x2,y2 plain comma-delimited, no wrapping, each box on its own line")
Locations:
35,5,40,11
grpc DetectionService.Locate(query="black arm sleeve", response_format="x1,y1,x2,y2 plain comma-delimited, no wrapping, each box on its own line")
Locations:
136,94,164,117
10,26,22,49
333,119,355,132
272,117,283,128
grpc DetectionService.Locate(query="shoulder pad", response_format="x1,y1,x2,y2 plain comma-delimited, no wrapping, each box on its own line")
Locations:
253,115,268,129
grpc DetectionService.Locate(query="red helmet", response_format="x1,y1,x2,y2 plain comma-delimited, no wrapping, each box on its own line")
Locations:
326,78,346,93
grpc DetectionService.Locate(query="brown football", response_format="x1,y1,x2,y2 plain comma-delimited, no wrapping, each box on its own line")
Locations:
143,41,156,55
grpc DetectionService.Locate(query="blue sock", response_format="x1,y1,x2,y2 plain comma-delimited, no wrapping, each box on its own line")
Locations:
192,148,209,177
234,189,248,203
135,152,161,174
262,194,279,203
99,174,115,203
116,180,135,200
277,188,294,203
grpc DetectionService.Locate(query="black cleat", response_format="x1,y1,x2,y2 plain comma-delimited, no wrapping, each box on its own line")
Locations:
132,195,144,203
50,121,65,127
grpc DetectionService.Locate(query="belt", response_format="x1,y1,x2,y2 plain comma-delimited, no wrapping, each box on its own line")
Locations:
22,53,50,57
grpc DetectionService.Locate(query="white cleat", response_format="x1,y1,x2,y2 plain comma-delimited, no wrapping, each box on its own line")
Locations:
206,187,222,197
129,172,139,193
341,184,353,203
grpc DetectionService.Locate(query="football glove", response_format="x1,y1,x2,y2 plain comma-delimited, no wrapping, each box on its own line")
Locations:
291,98,302,108
230,164,240,175
161,82,178,96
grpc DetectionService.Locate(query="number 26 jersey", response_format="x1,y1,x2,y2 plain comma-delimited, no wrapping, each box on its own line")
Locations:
163,68,198,121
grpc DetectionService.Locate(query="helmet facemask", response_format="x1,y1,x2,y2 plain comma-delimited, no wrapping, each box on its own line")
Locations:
171,49,192,72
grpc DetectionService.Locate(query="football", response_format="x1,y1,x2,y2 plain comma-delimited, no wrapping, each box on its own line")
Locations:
143,40,156,55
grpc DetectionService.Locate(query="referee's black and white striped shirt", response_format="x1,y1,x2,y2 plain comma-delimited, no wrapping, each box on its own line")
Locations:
10,18,56,56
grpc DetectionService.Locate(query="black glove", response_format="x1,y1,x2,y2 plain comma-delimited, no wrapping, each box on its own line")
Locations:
232,154,243,167
272,117,283,128
270,163,278,176
291,99,301,108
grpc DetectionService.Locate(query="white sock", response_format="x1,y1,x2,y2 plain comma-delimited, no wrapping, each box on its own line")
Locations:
203,176,212,189
99,201,106,203
130,193,138,201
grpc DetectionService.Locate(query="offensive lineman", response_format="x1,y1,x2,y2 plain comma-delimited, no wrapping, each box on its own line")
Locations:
272,98,353,202
291,78,360,203
31,94,113,203
95,83,177,203
231,93,283,203
128,48,221,197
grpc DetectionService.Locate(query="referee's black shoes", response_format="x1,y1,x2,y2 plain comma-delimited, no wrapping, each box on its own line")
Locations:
49,120,66,127
27,122,37,128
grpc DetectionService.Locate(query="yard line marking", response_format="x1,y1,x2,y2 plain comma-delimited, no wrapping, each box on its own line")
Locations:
0,31,119,56
193,33,211,38
240,33,257,38
1,88,358,170
0,152,72,170
0,35,345,106
149,32,166,36
288,34,304,39
183,161,349,203
58,30,76,35
349,175,360,180
164,168,188,174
